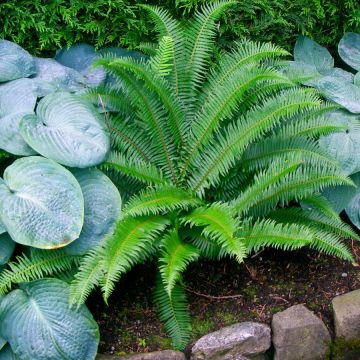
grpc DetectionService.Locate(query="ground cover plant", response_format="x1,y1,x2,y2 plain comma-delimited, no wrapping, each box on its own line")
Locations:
288,33,360,232
0,1,359,357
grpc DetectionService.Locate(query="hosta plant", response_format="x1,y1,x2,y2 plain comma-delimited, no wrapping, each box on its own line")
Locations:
289,33,360,230
68,1,358,350
0,37,128,359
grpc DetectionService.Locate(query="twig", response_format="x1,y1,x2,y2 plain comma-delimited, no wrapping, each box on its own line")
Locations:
185,287,243,300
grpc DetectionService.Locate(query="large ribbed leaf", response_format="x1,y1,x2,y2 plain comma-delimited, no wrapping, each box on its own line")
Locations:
0,279,99,360
355,72,360,87
19,92,110,167
322,184,356,214
0,79,38,155
338,33,360,71
316,76,360,113
33,58,86,95
319,110,360,174
0,157,84,249
65,169,121,255
294,36,334,71
0,40,36,82
55,43,106,86
0,235,15,266
345,172,360,229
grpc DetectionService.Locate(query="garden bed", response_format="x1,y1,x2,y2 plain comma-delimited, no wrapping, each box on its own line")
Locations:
90,235,360,356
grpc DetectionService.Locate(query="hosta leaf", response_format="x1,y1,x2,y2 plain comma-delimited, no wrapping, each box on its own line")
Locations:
0,156,84,249
0,344,18,360
20,92,110,167
0,40,36,82
285,61,321,86
33,58,86,95
320,68,354,83
65,169,122,255
316,76,360,113
319,110,360,174
55,43,106,86
355,72,360,87
294,36,334,71
0,113,36,155
0,278,99,360
338,32,360,71
322,184,357,214
0,235,15,266
345,172,360,230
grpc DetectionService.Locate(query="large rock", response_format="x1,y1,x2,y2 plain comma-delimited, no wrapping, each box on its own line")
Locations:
272,304,330,360
190,322,271,360
96,350,185,360
332,289,360,340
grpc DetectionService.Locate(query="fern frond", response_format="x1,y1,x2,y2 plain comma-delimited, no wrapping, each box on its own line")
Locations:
154,275,191,350
242,218,312,252
181,203,246,263
137,42,158,56
301,194,339,220
101,215,170,300
151,36,174,77
0,249,78,295
159,230,200,295
123,185,203,217
189,88,322,194
101,151,166,186
69,249,104,308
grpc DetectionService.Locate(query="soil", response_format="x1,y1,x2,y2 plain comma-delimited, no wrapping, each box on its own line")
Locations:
88,237,360,356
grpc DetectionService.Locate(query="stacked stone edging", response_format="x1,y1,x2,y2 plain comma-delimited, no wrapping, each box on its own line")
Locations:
97,288,360,360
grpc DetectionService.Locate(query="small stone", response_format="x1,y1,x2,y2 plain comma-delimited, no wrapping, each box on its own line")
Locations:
190,322,271,360
272,304,330,360
96,350,185,360
332,289,360,340
341,273,348,277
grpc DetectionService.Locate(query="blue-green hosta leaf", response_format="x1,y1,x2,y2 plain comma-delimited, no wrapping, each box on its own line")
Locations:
322,184,356,214
294,36,334,71
0,234,15,266
320,68,354,83
33,58,86,95
316,76,360,113
55,43,106,86
0,78,37,116
0,278,99,360
0,341,5,353
0,156,84,249
0,40,36,83
284,61,321,86
0,344,19,360
65,169,121,255
355,72,360,87
338,32,360,71
319,110,360,174
20,92,110,167
345,172,360,229
0,113,36,155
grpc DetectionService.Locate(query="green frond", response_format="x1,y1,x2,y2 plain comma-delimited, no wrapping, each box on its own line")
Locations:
241,136,340,172
151,36,174,77
137,42,158,56
242,218,312,252
123,185,203,217
190,234,222,260
182,67,293,179
101,151,166,186
301,194,339,220
108,117,154,163
245,165,354,217
231,160,303,216
200,39,290,106
99,57,185,147
69,249,104,308
184,0,236,96
0,249,78,295
181,203,246,263
159,230,200,295
96,61,178,181
154,275,191,350
188,88,322,194
101,215,170,301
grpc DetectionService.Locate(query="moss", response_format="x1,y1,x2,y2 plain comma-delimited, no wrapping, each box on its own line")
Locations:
191,317,215,339
148,335,172,350
271,305,286,314
326,337,360,360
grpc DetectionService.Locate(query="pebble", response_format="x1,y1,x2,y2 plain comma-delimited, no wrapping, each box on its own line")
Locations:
341,273,348,277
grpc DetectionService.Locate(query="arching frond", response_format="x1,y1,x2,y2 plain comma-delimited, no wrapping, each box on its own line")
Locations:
151,36,174,77
123,185,202,217
159,230,200,295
